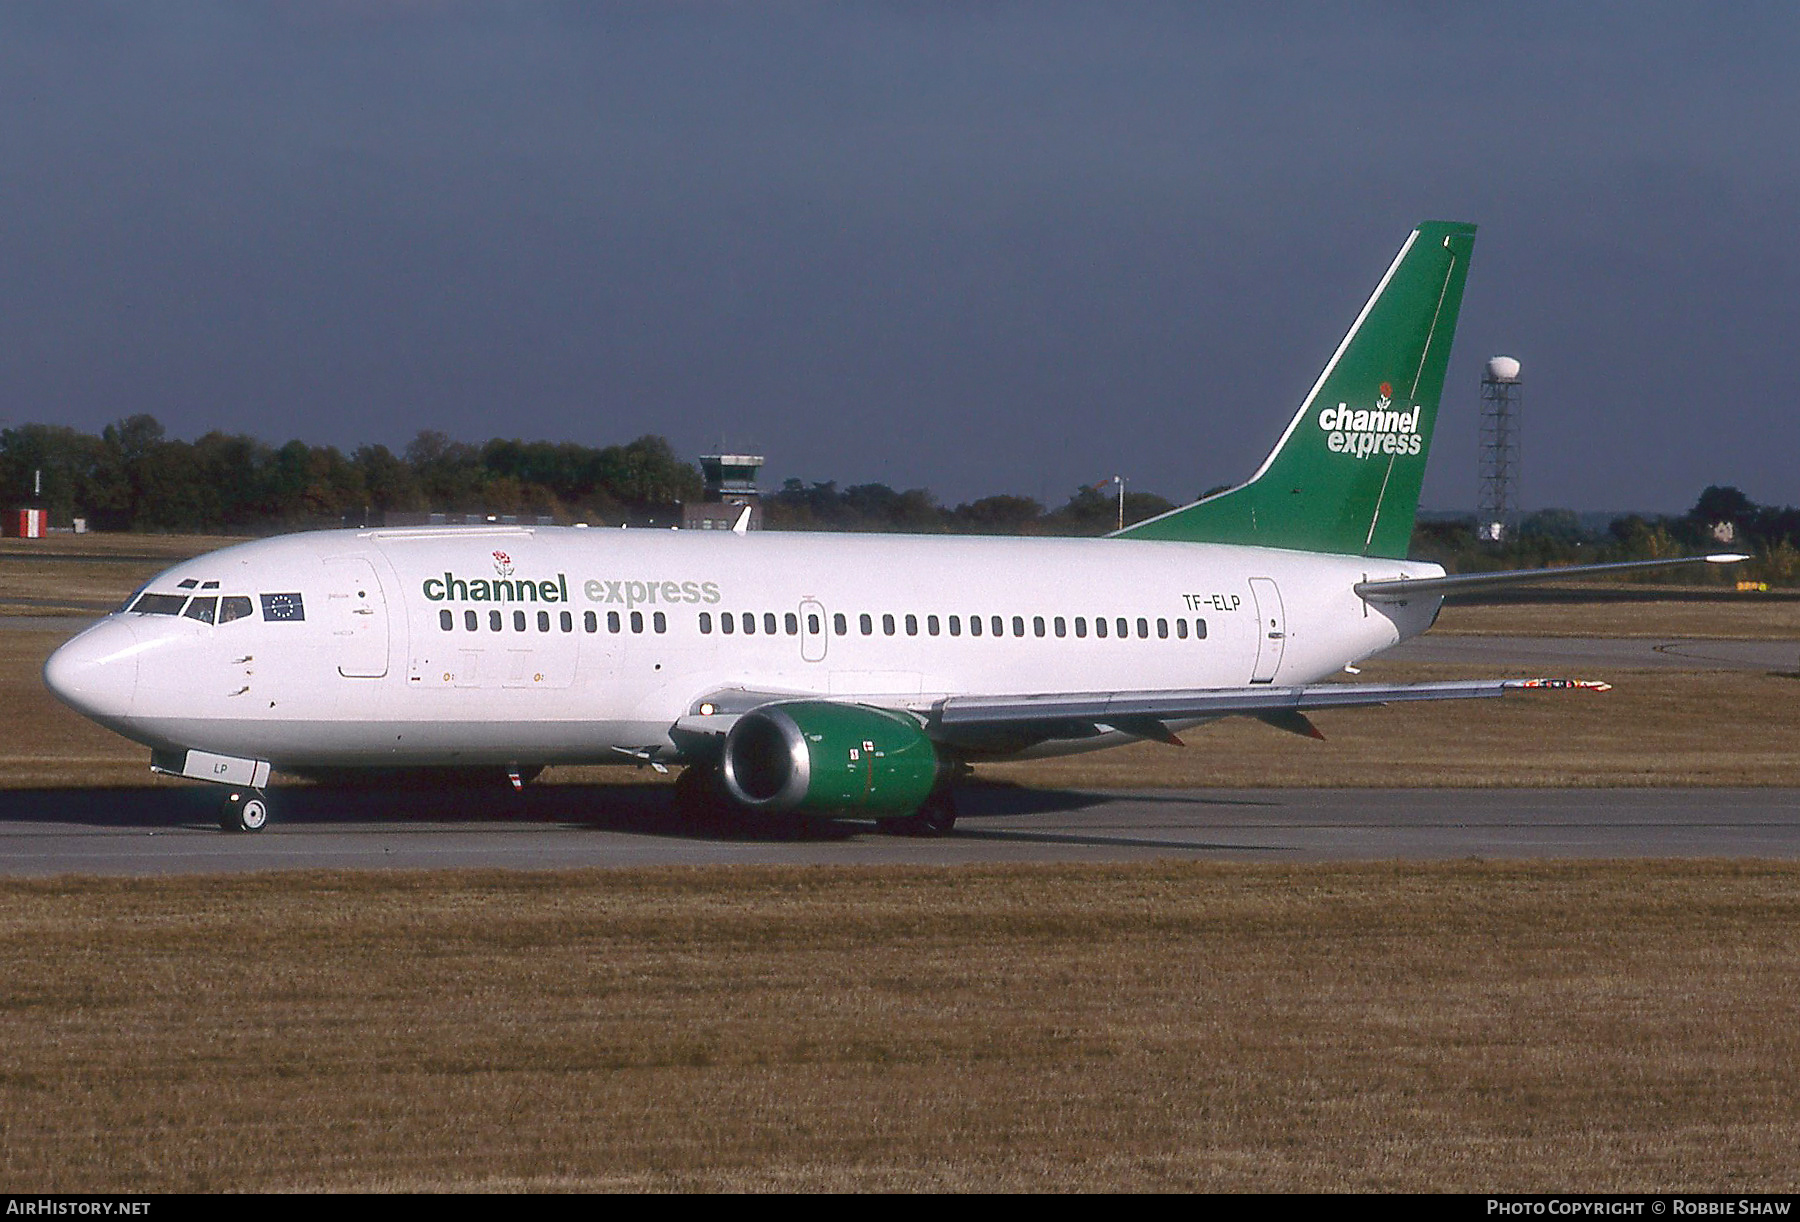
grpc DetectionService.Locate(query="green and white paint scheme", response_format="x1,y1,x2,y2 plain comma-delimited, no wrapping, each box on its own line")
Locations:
43,222,1738,834
1121,221,1473,557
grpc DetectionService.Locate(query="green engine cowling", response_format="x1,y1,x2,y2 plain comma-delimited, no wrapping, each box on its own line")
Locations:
719,701,946,815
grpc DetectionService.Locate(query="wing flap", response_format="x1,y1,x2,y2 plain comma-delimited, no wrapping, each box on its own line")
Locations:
935,677,1609,729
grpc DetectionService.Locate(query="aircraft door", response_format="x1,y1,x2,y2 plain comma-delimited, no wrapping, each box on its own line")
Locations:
1248,577,1286,684
800,599,828,663
324,556,390,678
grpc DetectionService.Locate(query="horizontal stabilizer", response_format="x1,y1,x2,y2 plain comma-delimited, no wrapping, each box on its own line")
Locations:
1355,554,1750,602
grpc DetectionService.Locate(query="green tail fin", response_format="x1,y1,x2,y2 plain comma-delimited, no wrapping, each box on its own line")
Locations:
1118,221,1476,558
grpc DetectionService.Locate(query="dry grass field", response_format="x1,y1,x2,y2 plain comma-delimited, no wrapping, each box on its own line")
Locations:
1434,585,1800,640
0,534,249,616
2,861,1797,1193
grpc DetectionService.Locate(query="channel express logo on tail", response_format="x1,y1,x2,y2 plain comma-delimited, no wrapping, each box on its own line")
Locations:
1320,381,1424,460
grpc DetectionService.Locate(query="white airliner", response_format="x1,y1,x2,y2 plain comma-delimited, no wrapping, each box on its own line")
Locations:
43,222,1740,833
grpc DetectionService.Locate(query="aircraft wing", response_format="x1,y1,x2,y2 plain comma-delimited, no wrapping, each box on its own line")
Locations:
674,677,1608,756
929,677,1608,745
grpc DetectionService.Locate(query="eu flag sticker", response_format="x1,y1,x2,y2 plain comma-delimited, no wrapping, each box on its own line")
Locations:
261,592,306,621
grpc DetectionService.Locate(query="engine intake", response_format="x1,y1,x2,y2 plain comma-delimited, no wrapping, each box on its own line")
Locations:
719,701,945,815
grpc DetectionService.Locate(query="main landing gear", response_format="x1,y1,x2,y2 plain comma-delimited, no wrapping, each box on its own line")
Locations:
219,789,270,833
876,786,958,838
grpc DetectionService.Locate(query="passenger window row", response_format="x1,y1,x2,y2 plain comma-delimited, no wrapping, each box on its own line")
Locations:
439,608,668,635
437,604,1208,643
696,611,819,636
693,610,1206,641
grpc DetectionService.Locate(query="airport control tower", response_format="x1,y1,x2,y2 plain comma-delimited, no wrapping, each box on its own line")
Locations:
1477,356,1521,542
684,452,765,530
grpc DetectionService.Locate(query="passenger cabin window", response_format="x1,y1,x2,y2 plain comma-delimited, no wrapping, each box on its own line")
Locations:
763,612,777,635
513,610,527,632
465,609,479,631
440,609,454,631
490,610,503,632
1075,617,1087,638
184,597,217,624
699,612,713,634
1032,616,1045,638
721,613,734,634
948,615,961,637
1157,618,1168,639
742,612,755,635
584,611,597,633
1115,617,1128,639
1137,618,1149,639
785,612,799,635
631,611,644,633
990,616,1003,637
969,615,982,637
1176,619,1188,639
882,614,896,636
1195,618,1208,639
905,614,918,636
927,615,940,636
1095,618,1107,639
608,611,621,633
537,610,550,632
560,610,573,633
653,612,667,634
1054,617,1066,638
860,614,873,635
807,613,821,634
833,613,847,635
220,596,253,624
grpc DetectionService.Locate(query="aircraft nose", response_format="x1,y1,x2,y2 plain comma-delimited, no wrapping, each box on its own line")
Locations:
44,620,141,721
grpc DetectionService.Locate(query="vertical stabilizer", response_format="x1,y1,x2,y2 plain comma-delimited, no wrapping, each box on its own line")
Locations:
1118,221,1475,558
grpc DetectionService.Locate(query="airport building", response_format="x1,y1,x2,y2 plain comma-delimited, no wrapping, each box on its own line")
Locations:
682,453,765,531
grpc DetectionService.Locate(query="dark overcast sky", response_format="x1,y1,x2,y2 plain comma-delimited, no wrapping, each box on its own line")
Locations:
2,2,1795,512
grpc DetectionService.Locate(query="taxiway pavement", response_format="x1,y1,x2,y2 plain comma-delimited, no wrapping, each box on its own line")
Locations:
1,784,1796,875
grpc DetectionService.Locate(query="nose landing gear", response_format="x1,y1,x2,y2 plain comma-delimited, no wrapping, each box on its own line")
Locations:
219,790,270,833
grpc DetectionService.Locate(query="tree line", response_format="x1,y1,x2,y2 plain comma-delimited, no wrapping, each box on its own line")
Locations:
0,416,702,532
1,417,1794,583
0,415,1180,537
1413,485,1798,585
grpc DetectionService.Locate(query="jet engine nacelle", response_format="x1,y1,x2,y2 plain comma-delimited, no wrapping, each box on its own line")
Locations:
719,701,946,815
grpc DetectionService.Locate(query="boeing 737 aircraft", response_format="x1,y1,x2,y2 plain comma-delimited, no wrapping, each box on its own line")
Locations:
43,221,1740,833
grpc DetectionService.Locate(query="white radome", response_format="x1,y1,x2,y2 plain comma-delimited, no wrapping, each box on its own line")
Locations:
1486,355,1522,382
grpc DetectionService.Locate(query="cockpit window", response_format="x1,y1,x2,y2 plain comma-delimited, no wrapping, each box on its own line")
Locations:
183,597,217,624
177,579,198,589
129,593,188,616
260,592,305,621
220,596,253,624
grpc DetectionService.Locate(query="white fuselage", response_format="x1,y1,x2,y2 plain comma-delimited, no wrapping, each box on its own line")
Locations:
45,525,1445,771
